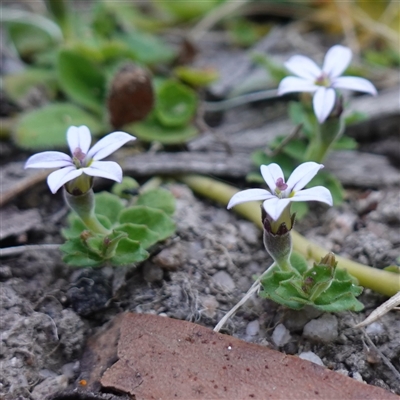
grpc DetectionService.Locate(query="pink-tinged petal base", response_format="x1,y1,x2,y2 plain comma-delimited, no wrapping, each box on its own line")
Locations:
323,45,352,79
277,76,318,96
262,197,291,221
67,126,92,155
313,87,336,123
87,131,136,161
260,164,285,193
227,188,273,209
286,162,324,192
82,161,123,182
47,166,82,194
25,151,72,169
332,76,377,95
284,55,321,80
291,186,333,206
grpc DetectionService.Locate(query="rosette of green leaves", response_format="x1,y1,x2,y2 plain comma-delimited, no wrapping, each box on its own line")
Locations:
60,187,175,267
259,252,364,312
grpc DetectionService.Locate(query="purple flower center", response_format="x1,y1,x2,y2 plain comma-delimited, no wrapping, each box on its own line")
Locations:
275,177,288,191
72,147,86,168
315,73,331,87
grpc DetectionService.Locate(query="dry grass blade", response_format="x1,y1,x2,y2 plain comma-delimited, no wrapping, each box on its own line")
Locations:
355,291,400,328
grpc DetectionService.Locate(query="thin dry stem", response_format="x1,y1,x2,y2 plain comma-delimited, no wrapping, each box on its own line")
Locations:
355,291,400,328
214,263,274,332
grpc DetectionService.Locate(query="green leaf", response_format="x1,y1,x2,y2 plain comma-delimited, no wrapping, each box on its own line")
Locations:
6,21,55,58
60,237,104,267
111,177,140,199
118,31,176,65
57,49,106,114
288,102,316,139
111,238,149,266
226,19,268,48
174,66,219,87
136,188,175,216
156,0,222,20
251,52,287,83
94,191,124,225
119,205,175,241
155,80,198,127
3,68,58,104
271,138,307,161
314,291,364,312
290,201,309,220
309,170,344,206
127,116,198,144
290,252,309,274
245,171,265,184
333,135,358,150
13,103,103,149
115,223,160,249
250,150,295,177
62,213,112,239
344,110,368,126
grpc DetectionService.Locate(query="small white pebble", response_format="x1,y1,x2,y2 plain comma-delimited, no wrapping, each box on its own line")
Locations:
299,351,325,366
272,323,291,347
352,371,365,383
246,320,260,337
365,321,384,336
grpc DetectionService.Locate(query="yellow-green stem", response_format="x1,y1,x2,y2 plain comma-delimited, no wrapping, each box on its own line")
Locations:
179,174,400,297
81,214,111,235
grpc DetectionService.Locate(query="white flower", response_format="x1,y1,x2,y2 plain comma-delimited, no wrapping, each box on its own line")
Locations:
25,125,135,194
227,162,333,221
277,45,377,123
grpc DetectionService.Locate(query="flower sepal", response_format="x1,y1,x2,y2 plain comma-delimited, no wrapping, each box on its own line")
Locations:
259,252,364,312
262,207,296,272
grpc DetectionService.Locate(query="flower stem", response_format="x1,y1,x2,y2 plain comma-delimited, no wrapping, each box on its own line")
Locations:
179,174,400,297
64,189,110,235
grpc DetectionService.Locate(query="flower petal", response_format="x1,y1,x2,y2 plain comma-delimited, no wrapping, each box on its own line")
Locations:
227,189,273,209
260,164,284,193
284,55,321,80
82,161,123,182
291,186,333,206
277,76,319,96
47,166,82,194
313,87,336,123
67,126,92,155
86,131,136,161
262,197,291,221
323,45,352,79
332,76,377,95
25,151,72,169
286,162,324,192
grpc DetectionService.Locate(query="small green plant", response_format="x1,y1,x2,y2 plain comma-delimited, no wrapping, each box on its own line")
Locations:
250,45,376,213
227,161,362,312
25,125,176,268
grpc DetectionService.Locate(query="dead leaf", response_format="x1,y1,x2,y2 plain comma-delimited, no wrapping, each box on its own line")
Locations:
93,313,397,399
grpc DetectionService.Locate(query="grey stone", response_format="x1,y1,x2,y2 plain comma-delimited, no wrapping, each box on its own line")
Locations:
303,314,338,342
212,271,235,291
